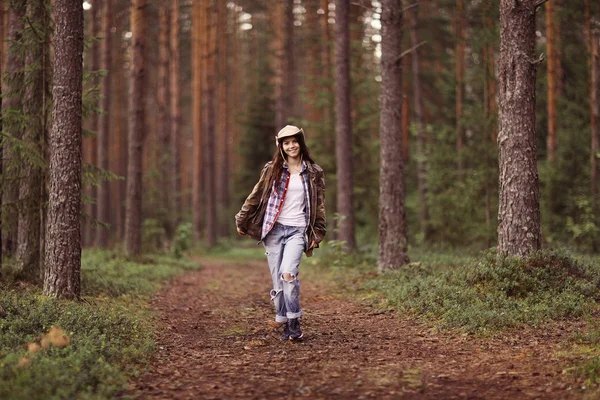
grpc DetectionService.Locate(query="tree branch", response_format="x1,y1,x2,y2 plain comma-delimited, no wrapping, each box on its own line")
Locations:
395,41,427,64
535,0,549,8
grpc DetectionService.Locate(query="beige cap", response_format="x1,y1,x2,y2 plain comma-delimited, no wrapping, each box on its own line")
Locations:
275,125,304,146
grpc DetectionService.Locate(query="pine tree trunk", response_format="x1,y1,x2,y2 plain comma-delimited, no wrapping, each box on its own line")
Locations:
216,0,229,237
96,0,113,247
455,0,465,177
2,0,26,259
334,0,356,251
18,0,51,282
545,1,557,165
191,0,203,243
43,0,83,299
401,54,410,163
305,0,321,125
84,0,100,247
285,0,295,120
204,0,217,247
591,32,599,199
497,0,541,257
0,1,4,270
378,0,409,271
170,0,181,226
409,5,430,240
157,3,171,236
125,0,146,256
270,0,286,129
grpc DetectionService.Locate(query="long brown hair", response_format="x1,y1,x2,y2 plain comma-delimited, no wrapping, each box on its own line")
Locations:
266,133,315,193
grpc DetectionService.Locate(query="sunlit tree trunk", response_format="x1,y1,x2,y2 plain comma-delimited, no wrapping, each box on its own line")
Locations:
378,0,408,271
305,0,321,125
409,5,430,240
334,0,356,251
545,1,557,165
170,0,181,225
592,33,598,199
2,0,26,259
96,0,112,247
285,0,295,119
497,0,541,257
204,0,217,246
270,0,286,129
125,0,146,256
157,3,171,236
191,0,204,243
43,0,83,299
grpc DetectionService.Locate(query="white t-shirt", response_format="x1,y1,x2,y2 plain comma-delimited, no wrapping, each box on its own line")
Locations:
277,173,306,227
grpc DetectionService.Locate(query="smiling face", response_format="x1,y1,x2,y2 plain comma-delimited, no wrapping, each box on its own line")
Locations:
281,136,301,160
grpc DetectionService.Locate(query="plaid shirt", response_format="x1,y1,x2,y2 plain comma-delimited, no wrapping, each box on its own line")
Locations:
261,161,311,240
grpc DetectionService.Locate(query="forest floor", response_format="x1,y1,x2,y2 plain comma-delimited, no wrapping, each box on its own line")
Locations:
130,257,595,399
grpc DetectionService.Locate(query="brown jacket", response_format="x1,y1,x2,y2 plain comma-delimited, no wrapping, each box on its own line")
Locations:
235,161,326,257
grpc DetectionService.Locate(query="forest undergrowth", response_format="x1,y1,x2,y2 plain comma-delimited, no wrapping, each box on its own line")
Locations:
0,250,198,400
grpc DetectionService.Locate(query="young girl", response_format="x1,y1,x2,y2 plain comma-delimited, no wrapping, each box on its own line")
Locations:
235,125,326,341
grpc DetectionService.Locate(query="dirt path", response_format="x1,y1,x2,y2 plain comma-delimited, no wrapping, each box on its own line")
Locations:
131,258,587,399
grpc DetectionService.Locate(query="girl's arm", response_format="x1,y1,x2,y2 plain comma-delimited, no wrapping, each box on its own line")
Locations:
235,163,271,231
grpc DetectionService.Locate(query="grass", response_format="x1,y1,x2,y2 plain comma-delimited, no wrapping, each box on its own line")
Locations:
308,243,600,335
0,249,199,400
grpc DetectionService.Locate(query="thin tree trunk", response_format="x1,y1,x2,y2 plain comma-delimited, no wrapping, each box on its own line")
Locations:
125,0,146,256
270,0,286,129
591,32,599,199
96,0,112,247
409,5,430,240
204,0,217,247
334,0,356,251
43,0,83,299
111,21,126,242
497,0,541,257
378,0,409,272
191,0,203,243
545,1,557,165
18,0,51,282
455,0,465,177
216,0,229,237
84,0,100,247
157,3,171,236
0,1,4,270
2,0,26,259
305,0,321,125
285,0,295,120
401,53,410,163
170,0,181,226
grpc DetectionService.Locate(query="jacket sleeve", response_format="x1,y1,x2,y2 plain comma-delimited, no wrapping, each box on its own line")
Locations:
313,168,327,244
235,163,271,230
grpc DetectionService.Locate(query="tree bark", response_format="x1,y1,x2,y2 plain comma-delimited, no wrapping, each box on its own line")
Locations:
43,0,83,299
204,0,217,247
284,0,295,120
125,0,146,256
455,0,465,177
409,5,430,240
334,0,356,251
270,0,286,129
2,0,26,259
84,0,100,247
591,31,599,199
378,0,409,272
216,0,229,237
96,0,113,247
157,3,171,236
191,0,203,243
497,0,541,257
170,0,181,226
545,1,557,165
18,0,51,282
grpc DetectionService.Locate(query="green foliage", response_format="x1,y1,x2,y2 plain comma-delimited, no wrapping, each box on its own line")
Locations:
0,250,199,400
141,218,167,254
314,248,600,334
171,222,193,258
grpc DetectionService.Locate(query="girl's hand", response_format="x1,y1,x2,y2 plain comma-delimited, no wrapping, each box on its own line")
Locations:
237,227,246,236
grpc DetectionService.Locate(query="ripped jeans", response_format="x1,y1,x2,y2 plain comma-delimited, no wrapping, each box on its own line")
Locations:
264,222,305,323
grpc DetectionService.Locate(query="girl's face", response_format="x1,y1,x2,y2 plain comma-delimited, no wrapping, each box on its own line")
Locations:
281,137,301,159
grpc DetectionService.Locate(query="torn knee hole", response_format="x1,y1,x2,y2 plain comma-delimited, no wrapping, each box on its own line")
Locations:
282,273,296,282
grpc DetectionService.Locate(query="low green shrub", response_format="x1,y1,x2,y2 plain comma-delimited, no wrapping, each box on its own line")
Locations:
0,249,200,400
314,247,600,334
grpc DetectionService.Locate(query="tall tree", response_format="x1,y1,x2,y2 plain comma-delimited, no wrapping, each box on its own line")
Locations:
17,0,51,281
124,0,146,256
497,0,541,257
378,0,408,271
545,1,558,165
270,0,286,129
409,5,430,239
284,0,295,119
191,0,203,242
334,0,356,250
170,0,181,225
157,2,171,236
43,0,83,299
585,0,599,199
203,0,217,246
83,0,100,247
2,0,26,259
455,0,466,177
96,0,113,247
